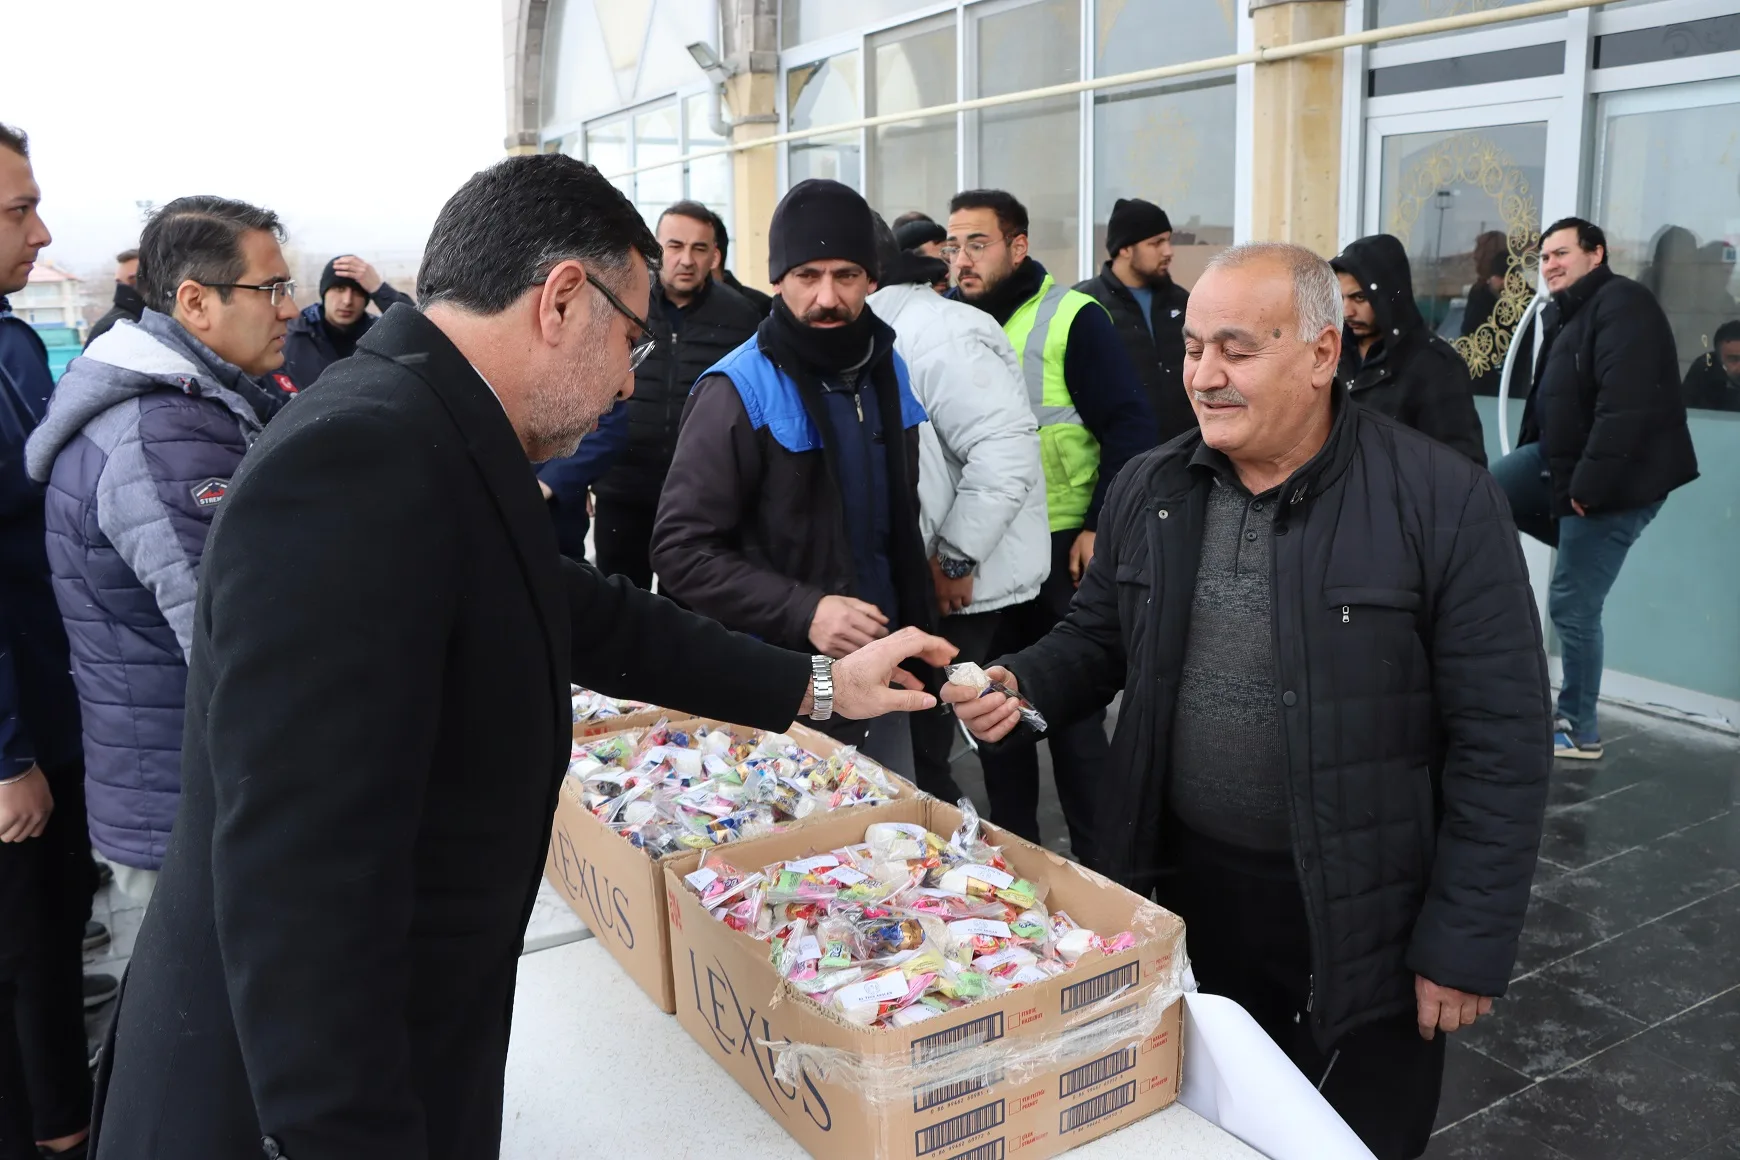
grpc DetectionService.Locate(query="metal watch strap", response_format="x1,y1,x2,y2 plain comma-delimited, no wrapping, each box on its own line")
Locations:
808,654,835,721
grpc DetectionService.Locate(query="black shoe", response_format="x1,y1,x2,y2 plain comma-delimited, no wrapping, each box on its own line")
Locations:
82,921,110,952
82,973,118,1010
38,1140,88,1159
93,859,113,888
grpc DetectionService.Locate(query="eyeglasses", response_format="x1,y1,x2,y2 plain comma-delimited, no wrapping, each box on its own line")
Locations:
587,277,657,370
202,279,297,307
938,236,1016,263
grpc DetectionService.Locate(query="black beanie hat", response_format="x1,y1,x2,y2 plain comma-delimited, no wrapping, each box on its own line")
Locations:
319,256,368,301
1105,198,1174,258
894,217,947,252
767,179,879,283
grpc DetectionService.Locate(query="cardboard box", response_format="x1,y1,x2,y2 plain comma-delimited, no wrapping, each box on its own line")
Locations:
544,719,915,1013
664,798,1185,1160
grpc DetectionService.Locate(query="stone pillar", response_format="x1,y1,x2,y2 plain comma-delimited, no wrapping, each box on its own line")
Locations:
502,0,548,155
1249,0,1343,256
720,0,781,294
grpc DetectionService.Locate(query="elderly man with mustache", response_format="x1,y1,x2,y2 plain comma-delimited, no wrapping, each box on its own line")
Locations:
944,242,1553,1160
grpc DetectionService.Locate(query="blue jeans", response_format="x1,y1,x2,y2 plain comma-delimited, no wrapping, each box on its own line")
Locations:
1491,443,1662,744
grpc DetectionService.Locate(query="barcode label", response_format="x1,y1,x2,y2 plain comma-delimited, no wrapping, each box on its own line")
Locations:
1060,962,1140,1013
914,1067,1006,1113
945,1139,1006,1160
916,1100,1006,1156
1060,1081,1136,1134
1060,1046,1137,1098
911,1012,1005,1065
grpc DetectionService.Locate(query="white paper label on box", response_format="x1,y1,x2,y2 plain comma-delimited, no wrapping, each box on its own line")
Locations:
837,974,909,1007
796,936,822,964
974,946,1033,971
961,865,1016,890
891,1005,941,1027
1011,965,1049,985
948,919,1012,940
684,868,719,893
787,855,841,874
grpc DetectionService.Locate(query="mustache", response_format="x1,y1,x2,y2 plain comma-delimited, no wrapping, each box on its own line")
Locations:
1191,385,1250,406
802,305,853,324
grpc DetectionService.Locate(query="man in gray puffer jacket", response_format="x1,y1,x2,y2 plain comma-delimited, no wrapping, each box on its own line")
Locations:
25,196,292,903
867,216,1047,801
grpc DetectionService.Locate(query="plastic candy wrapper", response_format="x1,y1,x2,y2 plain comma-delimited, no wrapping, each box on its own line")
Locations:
563,719,901,861
945,662,1049,733
680,802,1139,1030
569,684,651,724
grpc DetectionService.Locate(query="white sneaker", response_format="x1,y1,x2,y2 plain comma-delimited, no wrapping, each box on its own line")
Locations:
1553,719,1603,760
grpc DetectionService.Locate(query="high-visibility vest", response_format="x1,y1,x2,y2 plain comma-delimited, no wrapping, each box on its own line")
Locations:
1002,273,1103,532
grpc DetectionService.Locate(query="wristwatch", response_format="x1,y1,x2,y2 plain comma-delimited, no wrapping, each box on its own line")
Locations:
938,554,976,581
809,654,835,721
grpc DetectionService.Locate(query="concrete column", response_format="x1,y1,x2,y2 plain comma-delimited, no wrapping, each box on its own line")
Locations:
721,0,780,294
1249,0,1344,256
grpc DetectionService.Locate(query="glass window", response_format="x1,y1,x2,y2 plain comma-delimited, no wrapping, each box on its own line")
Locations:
1593,88,1740,404
1093,0,1237,287
585,118,633,200
1377,123,1548,396
683,93,732,216
1594,13,1740,69
868,18,958,224
1370,0,1540,31
783,0,935,49
973,0,1081,279
632,104,684,226
1368,42,1565,96
542,0,625,127
788,51,863,189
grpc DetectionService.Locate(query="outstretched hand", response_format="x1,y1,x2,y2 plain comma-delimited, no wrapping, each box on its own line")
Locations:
824,626,958,720
939,665,1024,743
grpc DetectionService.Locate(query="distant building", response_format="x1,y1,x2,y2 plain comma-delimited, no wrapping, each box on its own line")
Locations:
13,260,87,379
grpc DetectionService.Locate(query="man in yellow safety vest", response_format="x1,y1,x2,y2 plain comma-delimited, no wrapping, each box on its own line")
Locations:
945,188,1155,867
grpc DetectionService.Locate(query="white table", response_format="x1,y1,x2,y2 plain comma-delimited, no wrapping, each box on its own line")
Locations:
502,935,1265,1159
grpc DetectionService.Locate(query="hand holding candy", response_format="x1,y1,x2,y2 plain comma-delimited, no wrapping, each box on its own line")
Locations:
819,627,960,720
940,664,1026,742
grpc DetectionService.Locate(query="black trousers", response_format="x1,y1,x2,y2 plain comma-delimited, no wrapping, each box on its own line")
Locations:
593,495,657,590
0,762,95,1155
911,610,1003,803
1153,823,1446,1160
978,529,1109,868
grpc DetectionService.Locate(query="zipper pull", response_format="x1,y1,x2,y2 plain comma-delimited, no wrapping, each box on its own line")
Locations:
855,392,864,422
1307,974,1316,1013
1341,605,1350,625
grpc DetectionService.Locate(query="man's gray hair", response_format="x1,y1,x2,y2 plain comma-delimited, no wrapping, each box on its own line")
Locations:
1204,242,1342,341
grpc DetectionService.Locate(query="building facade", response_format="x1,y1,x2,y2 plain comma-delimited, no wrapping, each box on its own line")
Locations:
507,0,1740,727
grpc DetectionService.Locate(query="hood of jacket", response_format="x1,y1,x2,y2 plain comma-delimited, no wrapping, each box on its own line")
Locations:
1332,234,1424,344
25,309,269,482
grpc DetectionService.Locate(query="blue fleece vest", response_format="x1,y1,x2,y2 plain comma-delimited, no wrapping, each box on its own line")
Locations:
697,336,926,454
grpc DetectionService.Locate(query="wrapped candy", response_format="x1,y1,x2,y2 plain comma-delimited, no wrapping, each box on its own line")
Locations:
945,662,1049,732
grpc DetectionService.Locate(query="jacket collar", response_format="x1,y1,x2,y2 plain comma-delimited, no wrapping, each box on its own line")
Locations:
353,304,564,673
1551,262,1614,321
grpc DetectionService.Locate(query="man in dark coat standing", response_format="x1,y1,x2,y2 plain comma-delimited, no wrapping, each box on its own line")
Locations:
279,254,415,390
947,242,1552,1160
1075,197,1195,444
83,248,143,348
1332,233,1486,464
654,180,936,775
592,200,760,589
1491,217,1698,760
88,154,952,1160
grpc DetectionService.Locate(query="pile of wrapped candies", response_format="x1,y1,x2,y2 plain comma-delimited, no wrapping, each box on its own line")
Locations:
681,802,1137,1029
567,719,901,858
571,685,652,725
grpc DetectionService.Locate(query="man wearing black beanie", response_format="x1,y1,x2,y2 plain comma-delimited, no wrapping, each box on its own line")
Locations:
280,253,414,391
653,179,940,773
1076,197,1195,444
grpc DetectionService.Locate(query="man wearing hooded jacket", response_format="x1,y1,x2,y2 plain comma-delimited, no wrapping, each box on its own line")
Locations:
1332,234,1486,465
653,180,936,773
865,215,1046,802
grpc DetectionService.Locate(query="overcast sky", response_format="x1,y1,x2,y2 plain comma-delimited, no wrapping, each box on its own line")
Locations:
3,0,506,276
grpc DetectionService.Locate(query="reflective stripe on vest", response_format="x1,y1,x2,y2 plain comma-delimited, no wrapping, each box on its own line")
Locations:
1003,273,1103,532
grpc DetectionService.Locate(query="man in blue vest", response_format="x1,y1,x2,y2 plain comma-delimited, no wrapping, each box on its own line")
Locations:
946,188,1155,866
653,179,939,773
